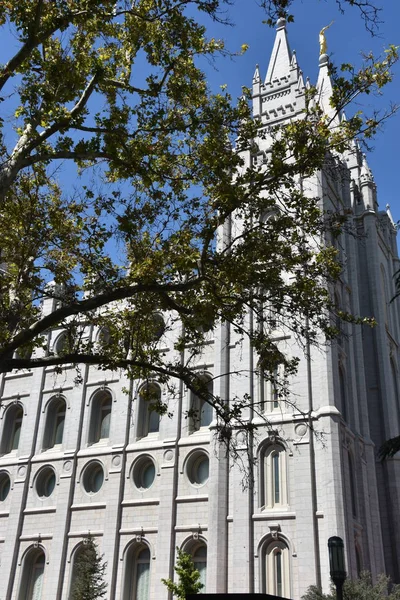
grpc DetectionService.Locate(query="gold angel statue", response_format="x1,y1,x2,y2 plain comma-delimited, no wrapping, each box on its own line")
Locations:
319,21,334,55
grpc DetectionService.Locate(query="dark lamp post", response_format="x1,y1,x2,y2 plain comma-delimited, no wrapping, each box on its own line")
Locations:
328,536,347,600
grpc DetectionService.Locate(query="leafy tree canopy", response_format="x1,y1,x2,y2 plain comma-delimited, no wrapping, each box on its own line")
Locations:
302,571,400,600
162,547,204,598
0,0,397,435
70,536,107,600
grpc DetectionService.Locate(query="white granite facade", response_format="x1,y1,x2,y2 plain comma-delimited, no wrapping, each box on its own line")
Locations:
0,19,399,600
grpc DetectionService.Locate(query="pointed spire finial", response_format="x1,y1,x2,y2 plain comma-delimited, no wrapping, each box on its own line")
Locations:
253,64,261,83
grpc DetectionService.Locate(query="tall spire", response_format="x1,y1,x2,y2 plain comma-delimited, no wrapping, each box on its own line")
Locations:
265,18,292,84
251,18,306,123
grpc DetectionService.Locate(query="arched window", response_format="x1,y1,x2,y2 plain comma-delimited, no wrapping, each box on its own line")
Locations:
1,403,23,455
263,540,290,598
43,396,66,450
262,364,284,413
18,548,46,600
88,390,112,444
190,376,213,432
69,543,85,599
260,444,288,509
123,544,151,600
193,544,207,592
137,384,161,438
339,366,348,423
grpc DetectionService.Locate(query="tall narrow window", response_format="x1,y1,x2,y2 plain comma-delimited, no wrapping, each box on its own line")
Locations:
381,265,390,328
263,365,284,413
264,541,290,598
43,397,66,450
339,366,347,423
18,548,45,600
1,404,23,455
261,444,288,509
391,359,400,427
348,453,357,518
88,391,112,444
193,545,207,592
273,452,280,504
137,384,161,438
123,544,151,600
190,376,213,432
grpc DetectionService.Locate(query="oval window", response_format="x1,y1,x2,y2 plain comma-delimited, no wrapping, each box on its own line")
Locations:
187,451,209,486
36,467,56,498
83,462,104,494
0,472,11,501
132,456,156,490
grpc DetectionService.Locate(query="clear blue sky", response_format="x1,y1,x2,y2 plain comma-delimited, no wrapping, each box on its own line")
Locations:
202,0,400,222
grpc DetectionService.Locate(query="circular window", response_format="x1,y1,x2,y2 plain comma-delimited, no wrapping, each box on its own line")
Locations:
186,451,209,486
132,456,156,490
82,462,104,494
36,467,56,498
0,472,11,501
54,332,68,356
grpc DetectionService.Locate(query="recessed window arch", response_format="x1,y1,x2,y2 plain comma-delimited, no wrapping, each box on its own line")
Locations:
1,403,23,455
260,442,288,509
261,538,291,598
137,383,161,439
181,538,208,594
43,396,66,450
190,374,213,432
123,542,151,600
88,389,112,444
17,546,46,600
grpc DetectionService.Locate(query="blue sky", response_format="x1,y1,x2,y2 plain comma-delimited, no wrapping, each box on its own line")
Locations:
201,0,400,221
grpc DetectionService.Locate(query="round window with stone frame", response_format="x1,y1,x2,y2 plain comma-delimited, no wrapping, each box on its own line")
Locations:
132,455,156,491
35,466,56,498
186,450,209,487
0,471,11,501
82,462,104,495
53,331,69,356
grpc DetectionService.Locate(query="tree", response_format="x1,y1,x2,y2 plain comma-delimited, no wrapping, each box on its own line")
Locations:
70,536,107,600
162,547,204,598
0,0,397,437
302,571,400,600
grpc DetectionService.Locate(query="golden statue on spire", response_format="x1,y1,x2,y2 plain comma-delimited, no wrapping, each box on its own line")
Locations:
319,21,334,55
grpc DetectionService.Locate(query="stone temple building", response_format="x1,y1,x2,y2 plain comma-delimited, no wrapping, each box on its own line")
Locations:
1,18,400,600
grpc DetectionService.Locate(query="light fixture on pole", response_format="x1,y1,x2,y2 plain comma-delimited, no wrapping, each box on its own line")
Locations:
328,536,347,600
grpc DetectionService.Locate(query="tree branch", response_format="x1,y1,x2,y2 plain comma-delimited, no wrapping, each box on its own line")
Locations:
0,278,204,361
